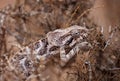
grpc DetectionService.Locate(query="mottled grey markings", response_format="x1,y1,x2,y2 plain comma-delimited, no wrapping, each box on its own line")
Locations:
9,25,91,77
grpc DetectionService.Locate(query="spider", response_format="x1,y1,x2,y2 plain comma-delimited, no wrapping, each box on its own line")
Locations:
46,25,91,66
8,25,91,76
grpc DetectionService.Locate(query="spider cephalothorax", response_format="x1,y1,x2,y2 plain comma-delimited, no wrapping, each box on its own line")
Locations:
47,25,88,46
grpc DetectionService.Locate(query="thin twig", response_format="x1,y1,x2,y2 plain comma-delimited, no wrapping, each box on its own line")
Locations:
65,4,80,27
73,5,104,25
103,26,119,51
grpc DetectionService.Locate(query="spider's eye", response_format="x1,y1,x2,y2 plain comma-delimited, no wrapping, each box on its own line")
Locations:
75,32,79,35
20,50,22,53
71,30,80,36
76,32,78,34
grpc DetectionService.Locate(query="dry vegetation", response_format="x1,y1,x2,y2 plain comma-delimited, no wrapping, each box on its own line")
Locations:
0,0,120,81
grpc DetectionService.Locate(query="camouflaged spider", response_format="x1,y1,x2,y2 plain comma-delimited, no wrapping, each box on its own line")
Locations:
8,25,91,76
46,25,91,66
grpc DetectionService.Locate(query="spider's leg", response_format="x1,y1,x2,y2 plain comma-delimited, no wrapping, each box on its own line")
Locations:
60,45,79,66
69,39,77,47
49,50,59,55
69,37,82,48
60,46,66,62
46,45,53,54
